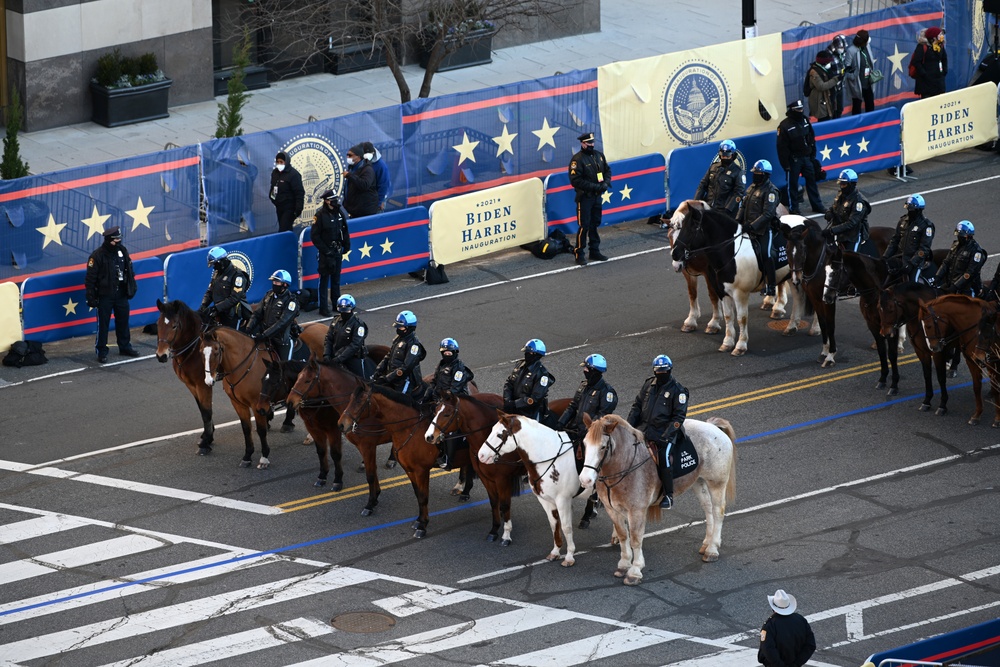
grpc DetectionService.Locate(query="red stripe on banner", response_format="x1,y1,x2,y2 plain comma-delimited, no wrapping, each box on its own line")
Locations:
0,156,201,203
824,151,900,169
1,240,198,286
781,11,944,50
548,198,667,227
23,305,160,335
548,216,576,226
815,119,900,142
353,219,429,238
402,81,599,124
545,165,665,195
341,252,430,274
924,634,1000,663
23,271,163,299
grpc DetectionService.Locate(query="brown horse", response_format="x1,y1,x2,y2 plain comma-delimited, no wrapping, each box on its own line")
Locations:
155,299,215,454
975,303,1000,427
918,294,998,426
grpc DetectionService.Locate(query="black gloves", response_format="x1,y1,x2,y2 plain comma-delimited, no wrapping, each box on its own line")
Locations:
821,229,835,241
503,400,515,413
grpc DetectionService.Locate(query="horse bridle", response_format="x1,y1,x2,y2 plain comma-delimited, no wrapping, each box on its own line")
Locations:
429,398,462,441
789,235,829,284
582,431,650,488
208,336,261,390
157,316,203,360
922,303,979,353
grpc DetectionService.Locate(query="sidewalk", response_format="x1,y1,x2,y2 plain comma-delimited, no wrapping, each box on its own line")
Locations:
18,1,841,176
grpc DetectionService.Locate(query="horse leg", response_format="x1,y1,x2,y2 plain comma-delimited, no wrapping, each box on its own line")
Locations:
948,345,962,378
540,498,564,562
480,474,503,542
312,431,330,487
705,282,723,334
556,495,576,567
965,352,983,425
192,381,214,454
989,373,1000,428
681,272,701,333
357,442,381,516
578,493,598,529
402,460,431,539
917,349,934,412
254,411,271,469
933,350,949,416
700,478,729,563
280,405,295,433
732,293,750,357
608,509,632,579
233,403,255,468
768,282,788,320
623,508,648,585
328,428,344,492
719,296,737,353
887,331,900,396
819,303,837,368
457,464,475,501
385,446,398,470
499,494,514,547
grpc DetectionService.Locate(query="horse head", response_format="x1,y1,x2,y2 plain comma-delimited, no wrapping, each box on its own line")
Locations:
975,303,1000,364
339,383,374,434
425,392,458,445
479,411,520,464
669,200,708,271
822,245,846,305
155,299,202,364
286,357,321,410
778,215,813,287
579,414,624,488
917,298,947,353
877,287,904,338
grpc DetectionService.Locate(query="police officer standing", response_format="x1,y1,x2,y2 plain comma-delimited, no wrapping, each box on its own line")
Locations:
884,194,935,283
776,100,824,215
503,339,556,423
373,310,426,398
269,151,304,233
934,221,986,296
568,131,612,266
322,294,374,379
695,139,745,216
312,190,351,316
821,169,871,253
627,354,688,509
557,354,618,446
85,226,139,363
245,270,299,360
758,589,816,667
424,337,475,469
737,160,782,297
199,246,249,328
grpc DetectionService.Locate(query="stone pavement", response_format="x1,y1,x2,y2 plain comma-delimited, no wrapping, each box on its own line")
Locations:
18,0,844,176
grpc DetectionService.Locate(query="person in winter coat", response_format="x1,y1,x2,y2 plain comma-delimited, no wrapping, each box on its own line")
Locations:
807,50,840,122
362,141,392,212
268,151,304,232
341,144,379,218
845,29,876,115
913,27,948,98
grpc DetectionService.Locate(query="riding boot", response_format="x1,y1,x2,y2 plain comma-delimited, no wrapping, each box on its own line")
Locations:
657,444,674,509
760,258,776,297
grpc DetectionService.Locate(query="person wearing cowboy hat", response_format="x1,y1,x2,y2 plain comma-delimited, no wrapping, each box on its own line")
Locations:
758,589,816,667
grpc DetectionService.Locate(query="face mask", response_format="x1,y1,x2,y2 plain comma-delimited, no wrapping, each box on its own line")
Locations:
753,173,767,185
340,311,352,321
272,283,287,294
396,326,408,336
584,369,602,384
582,144,594,154
363,153,374,161
346,156,357,166
275,163,285,172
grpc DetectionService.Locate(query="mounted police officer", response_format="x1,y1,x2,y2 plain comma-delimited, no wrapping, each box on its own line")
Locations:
312,190,351,317
199,246,249,329
933,221,986,296
424,337,475,469
884,194,935,284
322,294,374,378
627,354,688,510
245,270,299,360
821,169,871,253
503,339,556,423
373,310,426,399
695,139,745,217
557,354,618,445
737,159,781,296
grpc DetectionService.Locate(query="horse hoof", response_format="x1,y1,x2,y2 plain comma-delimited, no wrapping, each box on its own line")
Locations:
450,487,462,496
302,434,314,446
680,324,696,333
876,381,886,390
411,520,421,530
918,404,931,412
705,326,721,335
623,576,641,586
501,539,512,547
935,407,947,416
384,460,397,470
280,423,294,433
459,494,470,501
331,482,343,492
314,479,326,488
993,421,1000,428
702,553,720,563
561,559,575,567
578,519,591,530
614,568,627,578
197,447,212,456
361,507,374,517
486,534,498,542
545,554,559,562
821,358,835,368
356,464,366,473
782,328,796,337
698,544,707,554
239,459,252,468
887,387,898,396
257,458,270,470
968,417,980,426
731,348,747,357
948,369,958,379
717,344,733,353
770,311,785,320
414,529,426,539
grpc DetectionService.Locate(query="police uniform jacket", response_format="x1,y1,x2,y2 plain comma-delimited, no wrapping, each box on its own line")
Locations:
776,111,817,170
323,314,368,363
885,213,935,269
935,238,986,294
627,375,688,446
696,161,745,216
558,376,618,433
503,360,555,417
374,331,426,394
312,202,351,273
200,260,249,317
269,165,304,214
737,181,781,236
758,612,816,667
568,149,612,202
246,289,298,344
827,190,871,247
85,241,137,304
425,357,474,402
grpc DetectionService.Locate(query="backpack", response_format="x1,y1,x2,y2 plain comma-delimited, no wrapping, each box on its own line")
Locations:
523,229,571,260
2,340,48,368
908,45,925,79
803,68,813,97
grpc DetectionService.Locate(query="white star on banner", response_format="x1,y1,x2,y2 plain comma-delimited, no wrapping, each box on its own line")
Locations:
380,238,394,254
531,117,560,150
838,141,851,157
452,132,479,165
359,242,373,259
492,125,517,157
856,137,870,153
126,197,155,231
820,145,833,161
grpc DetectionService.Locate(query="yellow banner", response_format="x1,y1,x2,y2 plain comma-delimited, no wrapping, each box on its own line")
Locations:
901,82,1000,164
597,34,786,161
428,178,545,266
0,282,22,353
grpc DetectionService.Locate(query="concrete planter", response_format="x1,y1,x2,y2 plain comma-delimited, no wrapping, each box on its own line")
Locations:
327,42,388,75
419,29,496,72
213,66,270,97
90,79,172,128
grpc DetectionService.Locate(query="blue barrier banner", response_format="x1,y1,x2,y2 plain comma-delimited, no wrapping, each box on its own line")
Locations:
545,153,667,233
0,147,201,284
668,136,784,208
300,207,430,289
400,70,600,211
21,257,164,343
864,617,1000,666
164,232,298,308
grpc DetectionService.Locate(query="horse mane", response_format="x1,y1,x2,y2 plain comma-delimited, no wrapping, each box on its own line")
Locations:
367,382,423,411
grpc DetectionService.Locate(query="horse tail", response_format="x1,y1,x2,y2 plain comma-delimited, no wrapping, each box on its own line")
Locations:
804,291,815,318
510,471,523,498
707,416,737,506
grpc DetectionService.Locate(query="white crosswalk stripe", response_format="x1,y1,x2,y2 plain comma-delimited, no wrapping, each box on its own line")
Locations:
0,534,164,584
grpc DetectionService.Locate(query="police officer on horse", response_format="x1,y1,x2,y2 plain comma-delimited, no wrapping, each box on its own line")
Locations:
934,221,986,296
884,194,935,284
322,294,374,378
424,337,475,469
245,270,299,360
199,246,249,329
503,339,556,424
373,310,426,399
627,354,688,510
557,354,618,446
695,139,745,216
737,159,781,296
821,169,871,253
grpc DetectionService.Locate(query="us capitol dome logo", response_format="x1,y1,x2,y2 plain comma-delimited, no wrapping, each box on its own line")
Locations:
662,62,730,145
280,134,346,224
225,250,255,289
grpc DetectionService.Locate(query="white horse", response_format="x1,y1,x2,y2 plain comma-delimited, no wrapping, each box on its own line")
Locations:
579,414,736,585
480,413,586,566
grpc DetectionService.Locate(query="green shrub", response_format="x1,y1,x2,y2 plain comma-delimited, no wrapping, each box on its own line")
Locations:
93,49,165,89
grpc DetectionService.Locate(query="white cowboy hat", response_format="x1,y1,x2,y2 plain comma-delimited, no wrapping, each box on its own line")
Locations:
768,589,797,615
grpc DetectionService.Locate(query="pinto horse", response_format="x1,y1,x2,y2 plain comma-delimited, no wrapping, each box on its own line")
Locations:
155,299,215,454
579,414,736,585
479,414,586,566
670,200,804,356
918,295,998,426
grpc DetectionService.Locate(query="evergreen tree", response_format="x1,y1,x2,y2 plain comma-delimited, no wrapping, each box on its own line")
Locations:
1,86,30,179
215,33,252,139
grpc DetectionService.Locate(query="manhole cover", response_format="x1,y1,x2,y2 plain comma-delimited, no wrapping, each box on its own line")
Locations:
331,612,396,633
766,319,808,331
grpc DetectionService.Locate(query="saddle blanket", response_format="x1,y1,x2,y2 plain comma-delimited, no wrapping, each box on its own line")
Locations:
648,434,699,478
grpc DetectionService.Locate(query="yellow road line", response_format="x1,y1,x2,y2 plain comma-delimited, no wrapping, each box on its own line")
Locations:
279,469,458,513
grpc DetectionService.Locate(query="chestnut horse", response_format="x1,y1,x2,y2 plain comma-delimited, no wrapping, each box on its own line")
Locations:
579,414,736,585
918,294,998,426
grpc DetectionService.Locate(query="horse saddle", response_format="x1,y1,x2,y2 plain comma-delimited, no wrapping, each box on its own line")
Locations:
749,230,789,273
648,434,700,478
289,338,312,363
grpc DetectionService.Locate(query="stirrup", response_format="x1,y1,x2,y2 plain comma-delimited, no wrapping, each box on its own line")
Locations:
659,494,673,510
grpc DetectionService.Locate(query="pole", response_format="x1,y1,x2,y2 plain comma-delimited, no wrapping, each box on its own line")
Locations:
742,0,757,39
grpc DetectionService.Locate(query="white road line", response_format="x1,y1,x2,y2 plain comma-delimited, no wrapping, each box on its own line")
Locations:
0,567,378,663
0,460,281,515
373,587,479,617
485,627,673,666
824,599,1000,649
0,534,164,585
661,648,843,667
95,616,334,667
0,514,88,544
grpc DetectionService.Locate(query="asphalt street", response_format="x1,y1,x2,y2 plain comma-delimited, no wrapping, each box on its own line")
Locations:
1,146,999,666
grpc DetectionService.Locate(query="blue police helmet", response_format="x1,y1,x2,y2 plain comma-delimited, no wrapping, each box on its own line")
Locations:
269,269,291,285
523,339,547,355
838,168,858,183
653,354,673,372
956,220,975,237
440,337,459,353
752,159,772,174
905,194,926,210
394,310,417,328
336,294,356,312
581,353,607,373
207,246,227,266
718,139,736,157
